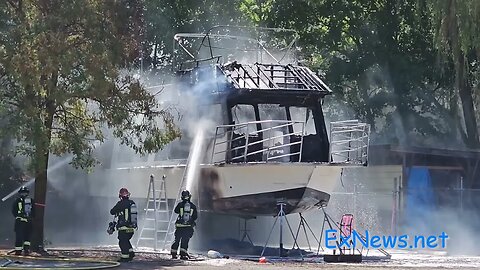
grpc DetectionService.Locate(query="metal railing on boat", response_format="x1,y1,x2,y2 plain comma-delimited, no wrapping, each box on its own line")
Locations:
211,120,305,164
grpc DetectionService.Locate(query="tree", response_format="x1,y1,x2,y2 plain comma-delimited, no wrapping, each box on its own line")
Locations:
244,0,468,147
0,0,180,250
428,0,480,148
143,0,248,69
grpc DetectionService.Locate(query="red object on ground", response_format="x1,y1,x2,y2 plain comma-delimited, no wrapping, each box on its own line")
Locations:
259,257,267,263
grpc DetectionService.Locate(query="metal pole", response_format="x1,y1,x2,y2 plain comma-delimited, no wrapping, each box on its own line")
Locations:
293,214,302,248
261,215,279,257
283,213,304,260
298,122,305,162
316,214,326,254
392,177,398,236
151,175,157,251
211,126,219,163
328,123,333,163
244,124,250,162
301,215,312,250
279,203,284,257
353,184,357,224
460,176,464,212
266,126,273,162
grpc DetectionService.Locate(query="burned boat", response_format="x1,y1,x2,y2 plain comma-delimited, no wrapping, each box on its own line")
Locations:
184,60,343,216
105,28,370,218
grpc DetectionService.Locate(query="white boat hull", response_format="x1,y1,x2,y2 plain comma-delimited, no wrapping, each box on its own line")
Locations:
88,163,342,217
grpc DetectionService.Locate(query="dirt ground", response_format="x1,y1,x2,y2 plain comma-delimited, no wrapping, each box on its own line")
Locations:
2,248,480,270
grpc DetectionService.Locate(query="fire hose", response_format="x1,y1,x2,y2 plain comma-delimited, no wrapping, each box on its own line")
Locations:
0,253,120,270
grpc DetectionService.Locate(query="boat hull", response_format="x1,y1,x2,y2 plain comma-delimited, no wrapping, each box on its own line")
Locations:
86,163,342,217
207,186,330,216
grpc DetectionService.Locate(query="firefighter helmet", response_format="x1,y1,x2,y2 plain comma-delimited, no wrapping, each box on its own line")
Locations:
119,188,130,198
18,186,29,194
181,190,191,201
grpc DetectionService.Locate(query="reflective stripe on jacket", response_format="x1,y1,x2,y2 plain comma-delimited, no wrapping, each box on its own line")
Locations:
12,197,34,221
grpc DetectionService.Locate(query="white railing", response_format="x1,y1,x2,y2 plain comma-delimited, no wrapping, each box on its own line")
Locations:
211,120,305,164
329,120,370,165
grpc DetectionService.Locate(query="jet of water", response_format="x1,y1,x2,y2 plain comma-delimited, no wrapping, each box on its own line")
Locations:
2,141,102,202
185,123,207,192
1,156,73,202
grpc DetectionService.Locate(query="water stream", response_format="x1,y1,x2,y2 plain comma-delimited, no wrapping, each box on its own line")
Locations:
185,122,207,192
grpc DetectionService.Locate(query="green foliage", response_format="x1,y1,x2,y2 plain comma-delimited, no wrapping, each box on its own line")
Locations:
143,0,249,69
239,0,273,24
0,153,23,194
0,0,180,170
241,0,476,147
427,0,480,147
430,0,480,54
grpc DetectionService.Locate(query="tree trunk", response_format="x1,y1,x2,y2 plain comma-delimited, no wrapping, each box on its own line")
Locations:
32,157,48,251
31,104,55,251
455,54,479,148
448,0,480,148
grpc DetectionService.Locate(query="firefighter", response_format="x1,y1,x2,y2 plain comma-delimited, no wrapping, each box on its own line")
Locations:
110,188,138,262
171,190,198,260
11,186,34,255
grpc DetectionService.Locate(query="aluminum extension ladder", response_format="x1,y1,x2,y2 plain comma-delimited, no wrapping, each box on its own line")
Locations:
136,174,170,250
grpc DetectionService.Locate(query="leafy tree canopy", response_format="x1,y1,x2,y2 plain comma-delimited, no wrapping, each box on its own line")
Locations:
0,0,180,170
0,0,180,249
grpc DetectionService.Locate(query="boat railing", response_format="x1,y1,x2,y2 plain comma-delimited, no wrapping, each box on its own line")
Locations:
220,62,332,93
329,120,370,165
211,120,305,164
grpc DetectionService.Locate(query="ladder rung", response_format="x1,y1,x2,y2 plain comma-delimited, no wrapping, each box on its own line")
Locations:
139,229,169,233
146,202,168,205
145,209,169,212
138,237,155,240
137,230,170,234
147,199,167,203
142,222,171,225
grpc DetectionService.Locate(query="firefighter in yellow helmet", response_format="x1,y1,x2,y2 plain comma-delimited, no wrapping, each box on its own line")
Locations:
110,188,138,262
171,190,198,260
11,186,34,255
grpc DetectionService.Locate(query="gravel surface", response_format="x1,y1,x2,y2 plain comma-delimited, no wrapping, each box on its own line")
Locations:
2,248,480,270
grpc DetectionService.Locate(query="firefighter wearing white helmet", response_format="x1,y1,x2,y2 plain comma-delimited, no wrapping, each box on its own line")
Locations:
170,190,198,260
110,188,137,262
12,186,34,255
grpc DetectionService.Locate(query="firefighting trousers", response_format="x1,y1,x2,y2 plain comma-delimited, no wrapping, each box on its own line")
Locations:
117,230,134,259
171,227,194,256
14,219,32,253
